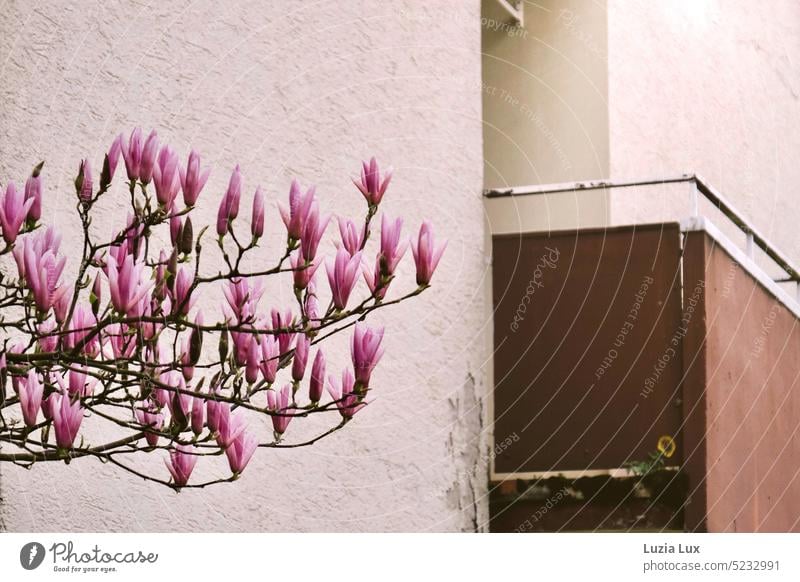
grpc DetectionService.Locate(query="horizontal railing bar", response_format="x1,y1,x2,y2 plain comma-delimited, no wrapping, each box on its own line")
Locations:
484,174,800,283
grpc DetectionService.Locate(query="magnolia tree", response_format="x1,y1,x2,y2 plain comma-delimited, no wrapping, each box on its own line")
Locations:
0,129,446,489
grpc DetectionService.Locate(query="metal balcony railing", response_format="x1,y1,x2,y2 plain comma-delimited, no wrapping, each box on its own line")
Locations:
485,174,800,300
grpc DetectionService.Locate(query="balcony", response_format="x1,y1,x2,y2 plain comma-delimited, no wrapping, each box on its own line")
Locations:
486,176,800,532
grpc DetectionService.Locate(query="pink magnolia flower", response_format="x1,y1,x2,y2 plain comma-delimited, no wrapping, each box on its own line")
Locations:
411,221,447,285
300,202,330,261
52,392,84,449
291,250,319,290
205,387,222,433
64,306,100,356
214,404,246,449
53,283,73,325
351,323,384,388
337,217,365,256
121,127,144,181
279,179,315,240
152,145,181,209
326,248,362,310
171,266,195,316
77,159,93,202
106,134,123,183
0,182,33,244
245,335,260,384
68,367,95,397
353,157,392,206
24,170,42,223
222,277,264,324
379,214,407,276
165,444,198,487
13,225,61,280
270,308,296,356
23,243,67,314
179,149,210,206
225,429,258,475
266,384,293,435
305,284,320,330
216,165,242,236
190,392,205,436
292,335,310,382
90,272,102,315
309,349,326,404
327,368,365,419
135,405,164,447
106,253,152,317
37,319,59,352
259,334,280,384
106,323,136,359
139,130,159,184
16,369,43,427
251,186,265,239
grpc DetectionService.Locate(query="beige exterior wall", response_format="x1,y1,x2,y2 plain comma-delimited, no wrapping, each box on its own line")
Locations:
0,1,488,532
608,0,800,264
485,0,800,272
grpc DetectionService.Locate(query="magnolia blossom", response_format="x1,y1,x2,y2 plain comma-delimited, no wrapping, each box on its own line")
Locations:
0,133,440,490
309,350,326,404
52,392,84,449
135,406,164,447
351,324,385,388
217,166,242,236
0,182,33,244
411,221,447,286
225,430,258,475
300,202,330,261
259,334,280,384
326,248,362,310
337,217,365,256
291,250,320,290
139,130,159,184
152,145,181,209
121,127,144,181
266,384,293,435
327,368,364,419
353,157,392,206
251,186,265,238
292,335,310,382
24,170,42,223
179,149,210,206
16,369,43,428
279,179,315,240
165,445,198,487
106,254,152,317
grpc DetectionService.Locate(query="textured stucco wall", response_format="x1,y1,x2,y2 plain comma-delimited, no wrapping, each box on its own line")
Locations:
482,0,609,189
608,0,800,264
0,0,488,532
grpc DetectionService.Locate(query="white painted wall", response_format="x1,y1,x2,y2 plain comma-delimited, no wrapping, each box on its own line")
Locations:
0,0,489,532
607,0,800,265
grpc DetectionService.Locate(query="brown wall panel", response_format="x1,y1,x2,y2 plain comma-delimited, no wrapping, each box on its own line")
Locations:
691,232,800,532
492,224,684,473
